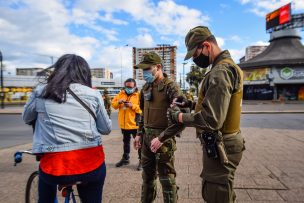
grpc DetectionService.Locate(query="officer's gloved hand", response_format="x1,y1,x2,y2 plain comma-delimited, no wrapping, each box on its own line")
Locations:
172,96,187,107
167,105,182,124
173,96,192,112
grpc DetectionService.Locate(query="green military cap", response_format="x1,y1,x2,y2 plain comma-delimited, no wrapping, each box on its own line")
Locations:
134,51,162,70
184,26,212,60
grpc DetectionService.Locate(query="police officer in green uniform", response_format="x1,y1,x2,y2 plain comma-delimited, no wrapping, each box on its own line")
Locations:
151,26,246,203
102,89,111,117
133,52,184,203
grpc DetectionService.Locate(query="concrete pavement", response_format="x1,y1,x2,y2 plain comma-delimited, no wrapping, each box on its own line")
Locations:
1,127,304,202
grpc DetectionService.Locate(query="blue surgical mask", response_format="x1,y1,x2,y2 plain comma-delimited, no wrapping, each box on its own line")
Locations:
125,87,136,95
143,70,155,83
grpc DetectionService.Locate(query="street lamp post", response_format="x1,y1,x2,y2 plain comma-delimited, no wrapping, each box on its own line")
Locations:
0,51,4,109
179,72,182,88
116,44,128,87
36,54,57,65
120,50,122,86
182,62,187,90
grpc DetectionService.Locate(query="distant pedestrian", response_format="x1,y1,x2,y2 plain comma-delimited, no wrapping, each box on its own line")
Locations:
111,78,142,170
102,89,112,117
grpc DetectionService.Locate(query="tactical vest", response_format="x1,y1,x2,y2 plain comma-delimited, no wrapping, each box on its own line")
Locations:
143,78,173,129
195,58,243,134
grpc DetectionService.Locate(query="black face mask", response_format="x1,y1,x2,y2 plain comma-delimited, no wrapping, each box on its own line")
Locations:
193,53,210,68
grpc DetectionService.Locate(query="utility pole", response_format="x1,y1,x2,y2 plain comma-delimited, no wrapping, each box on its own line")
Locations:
179,73,182,88
120,50,122,86
182,62,187,90
116,44,128,87
35,54,57,65
0,51,4,109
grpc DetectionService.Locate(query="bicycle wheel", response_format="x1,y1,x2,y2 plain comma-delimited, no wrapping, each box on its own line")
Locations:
25,171,39,203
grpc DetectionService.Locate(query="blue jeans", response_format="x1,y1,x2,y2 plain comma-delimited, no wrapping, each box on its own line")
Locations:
38,162,106,203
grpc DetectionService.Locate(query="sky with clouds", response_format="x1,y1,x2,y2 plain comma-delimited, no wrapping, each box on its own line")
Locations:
0,0,304,80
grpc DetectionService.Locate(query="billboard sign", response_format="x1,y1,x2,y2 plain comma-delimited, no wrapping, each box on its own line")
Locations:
266,3,291,30
279,67,304,80
243,68,270,81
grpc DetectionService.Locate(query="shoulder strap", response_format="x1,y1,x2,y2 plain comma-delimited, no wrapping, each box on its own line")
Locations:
67,87,97,122
216,58,243,92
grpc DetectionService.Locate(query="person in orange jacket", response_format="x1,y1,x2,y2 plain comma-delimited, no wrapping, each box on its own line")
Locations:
111,78,142,170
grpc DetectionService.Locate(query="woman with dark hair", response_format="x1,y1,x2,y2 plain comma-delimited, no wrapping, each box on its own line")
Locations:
22,54,111,203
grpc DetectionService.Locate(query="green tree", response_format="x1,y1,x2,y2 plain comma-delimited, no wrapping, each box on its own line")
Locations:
186,64,206,96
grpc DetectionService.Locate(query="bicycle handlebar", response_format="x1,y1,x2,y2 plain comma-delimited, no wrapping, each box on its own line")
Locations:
14,150,34,166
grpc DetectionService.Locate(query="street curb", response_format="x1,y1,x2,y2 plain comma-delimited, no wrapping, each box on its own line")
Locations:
1,111,304,115
0,112,23,114
242,111,304,114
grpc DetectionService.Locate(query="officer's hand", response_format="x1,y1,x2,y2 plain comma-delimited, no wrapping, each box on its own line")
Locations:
150,137,163,153
172,96,188,107
167,106,181,124
133,135,141,150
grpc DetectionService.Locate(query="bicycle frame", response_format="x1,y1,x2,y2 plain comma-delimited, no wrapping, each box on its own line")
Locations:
14,150,78,203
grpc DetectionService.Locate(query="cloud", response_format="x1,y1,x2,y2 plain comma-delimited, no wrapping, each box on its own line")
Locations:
251,40,270,46
216,37,225,47
239,0,304,17
229,48,246,63
128,33,154,48
230,35,243,43
137,27,151,34
96,45,133,80
73,0,210,36
99,13,128,25
172,40,181,47
0,0,211,80
220,4,229,9
71,8,119,41
240,0,251,4
0,0,99,71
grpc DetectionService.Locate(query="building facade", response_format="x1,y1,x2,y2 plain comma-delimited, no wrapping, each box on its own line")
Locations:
132,46,177,81
239,29,304,101
91,68,113,79
0,75,146,104
16,68,44,76
245,46,268,61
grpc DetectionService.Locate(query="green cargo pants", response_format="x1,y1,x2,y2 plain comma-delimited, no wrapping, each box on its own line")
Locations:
201,133,245,203
141,128,178,203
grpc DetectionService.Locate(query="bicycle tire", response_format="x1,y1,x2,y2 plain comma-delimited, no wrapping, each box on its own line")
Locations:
25,171,39,203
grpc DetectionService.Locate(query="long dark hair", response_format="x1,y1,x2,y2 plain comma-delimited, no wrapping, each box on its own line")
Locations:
42,54,92,103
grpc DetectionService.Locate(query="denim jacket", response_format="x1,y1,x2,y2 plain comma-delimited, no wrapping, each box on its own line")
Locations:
22,83,112,153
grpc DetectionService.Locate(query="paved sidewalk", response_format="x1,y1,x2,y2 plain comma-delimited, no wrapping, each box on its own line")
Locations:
1,127,304,202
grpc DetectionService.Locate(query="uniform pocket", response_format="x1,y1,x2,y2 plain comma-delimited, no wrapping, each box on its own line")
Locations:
157,149,176,175
158,138,176,153
224,134,245,154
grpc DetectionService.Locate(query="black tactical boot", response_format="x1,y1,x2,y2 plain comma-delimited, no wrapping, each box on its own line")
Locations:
115,157,130,167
